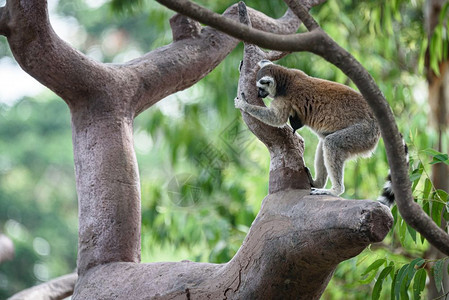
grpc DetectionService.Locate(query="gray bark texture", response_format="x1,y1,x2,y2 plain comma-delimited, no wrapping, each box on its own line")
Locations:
2,0,394,299
425,0,449,298
8,273,77,300
74,191,392,299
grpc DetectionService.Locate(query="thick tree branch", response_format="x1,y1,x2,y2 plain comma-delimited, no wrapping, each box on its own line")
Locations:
73,192,393,300
9,273,77,300
157,0,449,256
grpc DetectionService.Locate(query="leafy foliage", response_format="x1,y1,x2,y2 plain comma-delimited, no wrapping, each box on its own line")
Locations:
0,97,77,298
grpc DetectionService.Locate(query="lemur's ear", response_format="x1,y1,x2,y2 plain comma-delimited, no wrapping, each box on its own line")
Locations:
257,60,273,68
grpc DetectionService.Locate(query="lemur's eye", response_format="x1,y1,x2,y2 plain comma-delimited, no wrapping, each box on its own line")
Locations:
259,79,271,85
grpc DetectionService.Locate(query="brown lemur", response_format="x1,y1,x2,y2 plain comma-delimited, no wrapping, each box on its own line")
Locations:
235,60,407,204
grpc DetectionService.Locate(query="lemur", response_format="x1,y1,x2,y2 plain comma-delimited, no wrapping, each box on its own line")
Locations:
235,60,407,206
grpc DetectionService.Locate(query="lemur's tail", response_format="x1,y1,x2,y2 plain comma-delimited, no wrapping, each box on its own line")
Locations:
377,138,409,208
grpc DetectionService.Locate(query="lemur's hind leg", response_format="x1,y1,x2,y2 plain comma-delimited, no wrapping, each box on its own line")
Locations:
311,122,379,196
311,139,328,188
311,142,347,196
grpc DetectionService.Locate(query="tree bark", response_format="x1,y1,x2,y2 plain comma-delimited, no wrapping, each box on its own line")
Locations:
9,273,77,300
425,0,449,298
73,191,392,300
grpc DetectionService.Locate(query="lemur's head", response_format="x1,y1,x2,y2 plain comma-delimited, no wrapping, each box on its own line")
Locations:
256,60,276,98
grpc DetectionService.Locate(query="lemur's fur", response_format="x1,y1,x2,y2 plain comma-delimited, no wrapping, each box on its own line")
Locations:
235,60,385,197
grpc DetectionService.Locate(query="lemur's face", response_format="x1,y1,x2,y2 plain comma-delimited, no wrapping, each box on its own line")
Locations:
256,76,275,98
256,60,276,98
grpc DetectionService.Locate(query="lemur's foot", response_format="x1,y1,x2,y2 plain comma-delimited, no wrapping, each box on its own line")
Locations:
310,188,337,196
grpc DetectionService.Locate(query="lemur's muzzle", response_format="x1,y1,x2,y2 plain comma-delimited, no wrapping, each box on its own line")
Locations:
258,88,269,98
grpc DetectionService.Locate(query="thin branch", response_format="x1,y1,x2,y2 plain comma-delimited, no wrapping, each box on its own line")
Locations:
284,0,320,31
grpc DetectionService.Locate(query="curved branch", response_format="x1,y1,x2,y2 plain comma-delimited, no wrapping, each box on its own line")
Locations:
157,0,449,255
156,0,322,53
9,273,77,300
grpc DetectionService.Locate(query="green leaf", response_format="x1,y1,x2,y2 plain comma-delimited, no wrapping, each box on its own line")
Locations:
418,38,429,74
397,258,425,300
413,269,427,300
391,269,399,300
392,205,398,227
384,4,393,35
372,266,393,300
439,2,449,24
410,162,423,192
406,223,417,243
422,178,432,201
430,153,449,165
405,258,425,288
430,31,441,76
421,148,441,156
362,259,386,276
394,264,409,299
431,199,444,227
433,259,445,292
360,269,378,284
409,170,422,183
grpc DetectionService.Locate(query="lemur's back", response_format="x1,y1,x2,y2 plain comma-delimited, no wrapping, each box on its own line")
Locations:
287,70,377,135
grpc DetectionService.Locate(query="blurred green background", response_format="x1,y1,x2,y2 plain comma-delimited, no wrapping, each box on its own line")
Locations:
0,0,448,299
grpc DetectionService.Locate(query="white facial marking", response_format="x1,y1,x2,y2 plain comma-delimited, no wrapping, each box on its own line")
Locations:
256,76,274,88
257,76,276,98
383,180,392,191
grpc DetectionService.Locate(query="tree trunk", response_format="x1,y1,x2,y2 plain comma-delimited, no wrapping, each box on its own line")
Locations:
425,1,449,298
